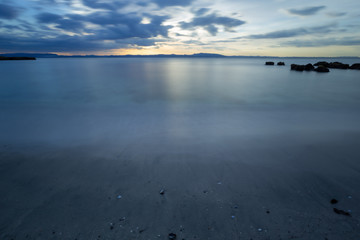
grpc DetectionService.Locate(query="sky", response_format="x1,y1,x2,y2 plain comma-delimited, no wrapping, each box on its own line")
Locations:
0,0,360,56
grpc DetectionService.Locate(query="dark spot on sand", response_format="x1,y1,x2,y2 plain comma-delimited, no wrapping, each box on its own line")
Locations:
333,208,351,216
266,210,270,214
330,199,338,204
169,233,177,239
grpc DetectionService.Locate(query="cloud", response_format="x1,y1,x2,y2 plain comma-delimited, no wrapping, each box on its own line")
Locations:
326,12,347,18
81,0,194,9
286,6,326,16
204,25,218,36
151,0,193,7
194,8,211,16
36,13,62,23
1,9,171,53
83,12,170,39
247,24,336,39
282,37,360,47
0,32,162,53
0,3,19,20
36,13,85,31
35,11,171,38
180,13,246,35
81,0,127,10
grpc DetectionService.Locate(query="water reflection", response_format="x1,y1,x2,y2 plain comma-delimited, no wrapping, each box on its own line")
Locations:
1,58,360,148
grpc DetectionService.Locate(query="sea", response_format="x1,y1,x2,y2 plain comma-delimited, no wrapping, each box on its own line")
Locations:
1,57,360,156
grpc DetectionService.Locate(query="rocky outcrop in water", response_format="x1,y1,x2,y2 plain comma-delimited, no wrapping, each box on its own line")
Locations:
314,61,349,69
314,66,330,72
291,64,329,73
291,64,305,71
0,56,36,61
349,63,360,70
267,60,359,73
304,63,315,71
291,63,329,73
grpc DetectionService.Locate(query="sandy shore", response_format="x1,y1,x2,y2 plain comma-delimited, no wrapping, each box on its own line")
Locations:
1,132,359,240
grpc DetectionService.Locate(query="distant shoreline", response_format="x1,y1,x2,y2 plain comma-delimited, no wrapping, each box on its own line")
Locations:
0,53,359,59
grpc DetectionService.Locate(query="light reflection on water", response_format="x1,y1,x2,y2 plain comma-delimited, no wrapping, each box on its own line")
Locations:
0,57,360,150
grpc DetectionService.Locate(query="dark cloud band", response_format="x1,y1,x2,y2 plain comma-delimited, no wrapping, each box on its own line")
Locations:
286,6,326,16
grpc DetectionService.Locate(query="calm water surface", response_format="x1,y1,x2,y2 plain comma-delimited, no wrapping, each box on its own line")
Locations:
1,58,360,153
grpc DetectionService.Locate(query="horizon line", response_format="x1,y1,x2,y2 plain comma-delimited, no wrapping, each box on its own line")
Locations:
1,52,359,58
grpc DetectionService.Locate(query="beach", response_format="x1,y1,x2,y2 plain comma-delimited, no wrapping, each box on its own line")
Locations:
1,106,360,240
1,58,360,239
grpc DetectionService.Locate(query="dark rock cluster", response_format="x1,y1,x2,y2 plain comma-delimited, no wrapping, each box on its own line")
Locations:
291,63,329,72
266,61,285,66
314,61,349,69
266,60,360,73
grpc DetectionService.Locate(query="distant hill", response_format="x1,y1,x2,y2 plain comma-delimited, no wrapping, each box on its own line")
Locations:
0,53,227,58
1,53,359,59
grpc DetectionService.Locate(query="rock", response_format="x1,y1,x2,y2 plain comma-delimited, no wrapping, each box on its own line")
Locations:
349,63,360,70
314,66,330,72
265,61,274,65
304,63,315,71
277,62,285,66
330,199,338,204
169,233,177,240
296,65,305,71
328,62,349,69
290,64,306,71
333,208,351,216
159,189,165,195
314,61,329,67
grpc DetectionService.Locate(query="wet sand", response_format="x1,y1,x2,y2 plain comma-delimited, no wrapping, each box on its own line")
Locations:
1,131,360,240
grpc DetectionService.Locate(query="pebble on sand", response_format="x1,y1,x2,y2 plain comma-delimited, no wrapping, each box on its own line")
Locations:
333,208,351,216
169,233,177,240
